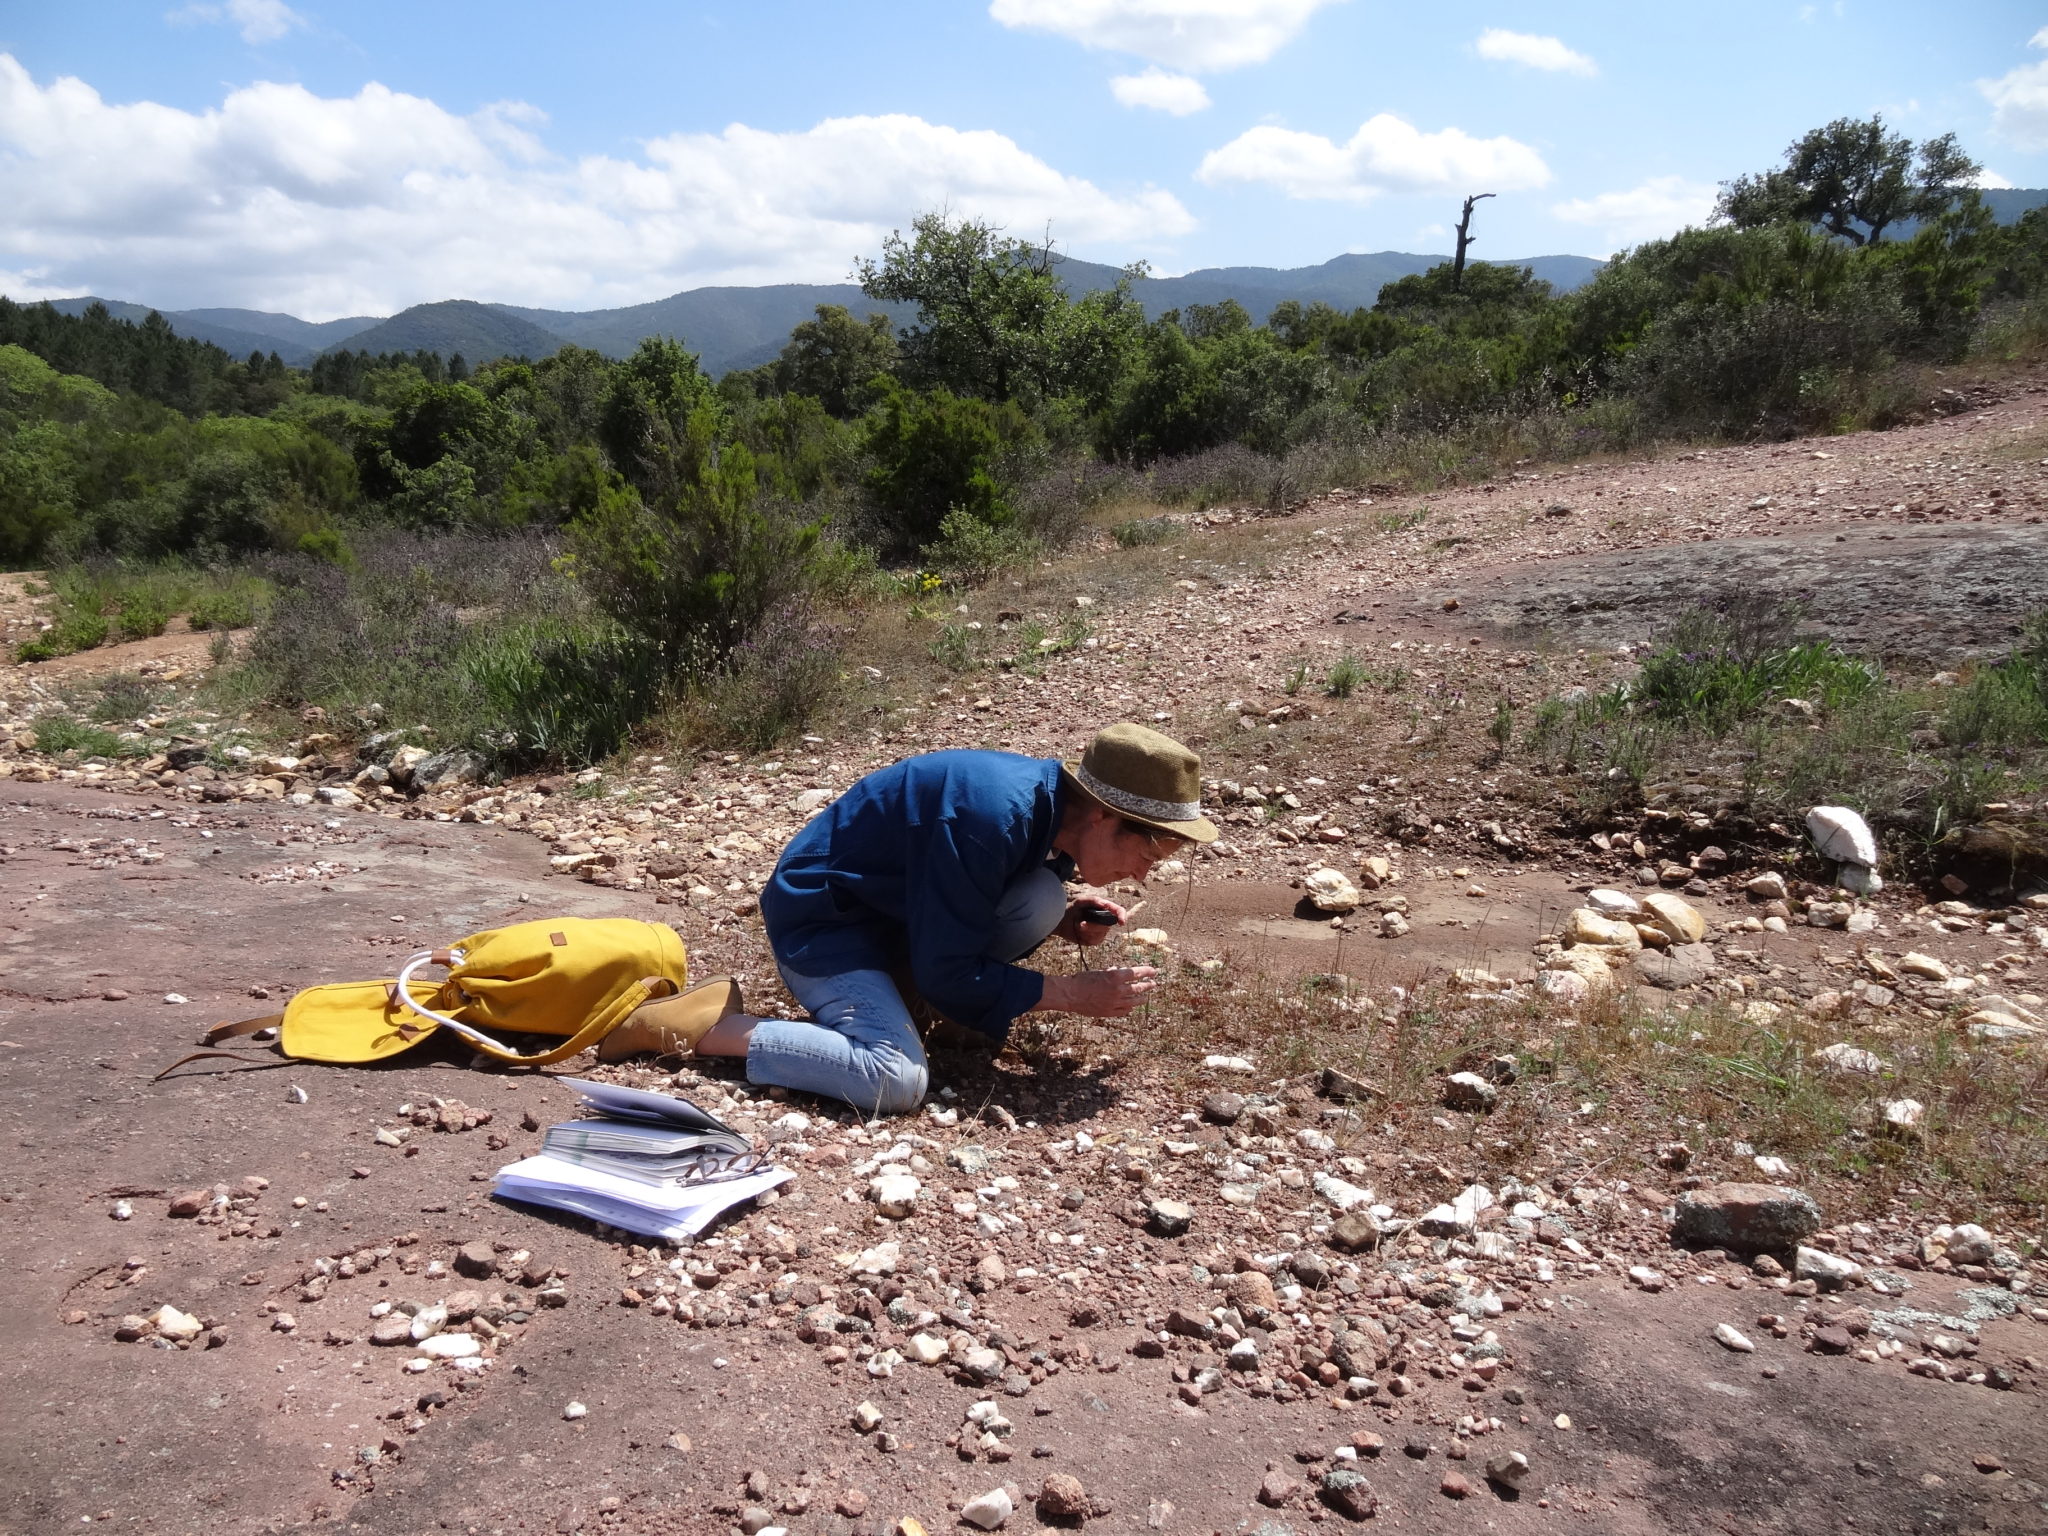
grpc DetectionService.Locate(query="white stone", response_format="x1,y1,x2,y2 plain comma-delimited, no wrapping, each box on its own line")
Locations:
1883,1098,1926,1134
1810,1043,1890,1076
869,1172,921,1218
147,1304,203,1342
1712,1323,1755,1353
409,1303,447,1342
961,1489,1014,1530
1203,1055,1256,1073
1627,1266,1667,1292
1312,1173,1373,1210
562,1399,587,1420
417,1332,481,1359
848,1242,900,1275
1227,1337,1260,1369
1126,927,1172,949
852,1400,884,1432
1807,806,1880,869
1897,952,1952,981
1586,888,1642,915
1795,1246,1863,1287
905,1332,950,1365
1945,1223,1996,1266
1304,867,1362,913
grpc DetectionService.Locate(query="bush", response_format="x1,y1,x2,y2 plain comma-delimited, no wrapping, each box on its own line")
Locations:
31,713,129,758
464,616,666,768
15,605,108,661
115,587,172,640
922,507,1038,586
680,604,844,751
1112,516,1178,548
862,382,1032,550
568,447,839,671
1629,596,1878,733
187,576,267,631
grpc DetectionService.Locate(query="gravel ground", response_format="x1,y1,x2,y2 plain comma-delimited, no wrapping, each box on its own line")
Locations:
5,385,2048,1535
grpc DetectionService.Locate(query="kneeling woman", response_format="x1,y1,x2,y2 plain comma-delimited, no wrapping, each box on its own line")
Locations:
612,723,1215,1117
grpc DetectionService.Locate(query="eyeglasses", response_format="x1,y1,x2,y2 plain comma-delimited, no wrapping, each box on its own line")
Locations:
1118,819,1188,856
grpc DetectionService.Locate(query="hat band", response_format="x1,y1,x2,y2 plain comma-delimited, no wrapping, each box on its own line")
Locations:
1074,763,1202,825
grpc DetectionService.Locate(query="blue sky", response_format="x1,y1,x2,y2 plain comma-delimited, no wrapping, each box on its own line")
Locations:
3,1,2046,318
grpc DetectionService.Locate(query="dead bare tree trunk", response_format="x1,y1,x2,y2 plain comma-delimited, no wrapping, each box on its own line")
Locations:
1452,193,1495,293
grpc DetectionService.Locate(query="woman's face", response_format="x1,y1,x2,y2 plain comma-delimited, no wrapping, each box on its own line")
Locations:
1072,804,1186,886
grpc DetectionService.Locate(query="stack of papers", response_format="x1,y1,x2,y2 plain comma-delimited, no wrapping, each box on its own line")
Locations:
492,1078,792,1242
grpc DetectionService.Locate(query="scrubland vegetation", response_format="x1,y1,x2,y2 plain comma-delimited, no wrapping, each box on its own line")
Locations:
6,117,2048,777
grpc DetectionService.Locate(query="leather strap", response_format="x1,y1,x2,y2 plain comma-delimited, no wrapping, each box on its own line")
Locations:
202,1012,286,1045
152,1048,288,1081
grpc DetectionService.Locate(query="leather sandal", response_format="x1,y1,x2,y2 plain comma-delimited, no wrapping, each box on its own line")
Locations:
597,976,745,1061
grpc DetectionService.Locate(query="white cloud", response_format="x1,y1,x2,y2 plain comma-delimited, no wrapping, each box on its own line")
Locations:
1551,175,1716,249
988,0,1346,72
0,55,1193,318
1109,68,1211,114
1981,31,2048,150
1473,28,1596,77
1197,113,1549,202
1974,168,2016,189
169,0,308,45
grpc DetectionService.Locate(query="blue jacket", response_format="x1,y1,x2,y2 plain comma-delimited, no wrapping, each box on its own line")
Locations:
761,750,1069,1039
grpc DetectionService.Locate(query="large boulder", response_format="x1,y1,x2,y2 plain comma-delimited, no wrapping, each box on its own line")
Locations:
1671,1182,1822,1253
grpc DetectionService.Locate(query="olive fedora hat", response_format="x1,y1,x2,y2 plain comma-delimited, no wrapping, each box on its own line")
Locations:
1060,722,1218,844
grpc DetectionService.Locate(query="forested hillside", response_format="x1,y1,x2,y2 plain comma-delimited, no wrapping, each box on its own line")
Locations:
37,248,1608,376
6,117,2047,767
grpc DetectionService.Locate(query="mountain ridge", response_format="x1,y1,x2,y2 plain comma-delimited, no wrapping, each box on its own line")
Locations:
26,193,2044,379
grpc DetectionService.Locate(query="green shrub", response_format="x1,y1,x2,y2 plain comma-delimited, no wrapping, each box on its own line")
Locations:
569,445,837,672
863,382,1032,550
682,605,844,751
1112,516,1178,547
14,605,109,661
1325,654,1365,699
188,580,265,630
115,587,172,640
1630,599,1877,733
31,713,128,757
923,507,1038,586
464,617,665,768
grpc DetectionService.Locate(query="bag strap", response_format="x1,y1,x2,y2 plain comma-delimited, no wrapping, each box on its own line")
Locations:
390,951,679,1067
151,1012,290,1081
203,1011,287,1045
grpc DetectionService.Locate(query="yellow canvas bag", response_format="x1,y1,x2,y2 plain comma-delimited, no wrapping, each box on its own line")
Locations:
174,916,689,1071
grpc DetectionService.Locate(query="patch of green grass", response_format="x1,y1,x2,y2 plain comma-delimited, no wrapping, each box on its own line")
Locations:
928,622,981,672
1325,654,1365,699
85,673,163,725
1374,508,1427,534
1112,516,1179,548
31,713,134,758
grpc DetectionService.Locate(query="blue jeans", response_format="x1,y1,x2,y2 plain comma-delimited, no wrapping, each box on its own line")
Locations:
746,866,1066,1117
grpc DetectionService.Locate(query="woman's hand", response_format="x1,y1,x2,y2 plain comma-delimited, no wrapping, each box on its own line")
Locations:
1034,966,1159,1018
1054,894,1129,947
